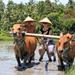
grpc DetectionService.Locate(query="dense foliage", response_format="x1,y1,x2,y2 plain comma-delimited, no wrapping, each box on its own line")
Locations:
0,0,75,40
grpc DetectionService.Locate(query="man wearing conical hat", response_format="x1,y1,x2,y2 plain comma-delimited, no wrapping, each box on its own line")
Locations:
39,17,56,62
21,16,37,62
22,16,35,33
39,17,53,35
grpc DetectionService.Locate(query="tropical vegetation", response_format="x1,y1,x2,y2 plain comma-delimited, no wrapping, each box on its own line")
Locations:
0,0,75,40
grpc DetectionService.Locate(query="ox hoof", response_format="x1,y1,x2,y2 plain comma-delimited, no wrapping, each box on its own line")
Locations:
64,64,70,71
15,65,27,71
58,65,65,71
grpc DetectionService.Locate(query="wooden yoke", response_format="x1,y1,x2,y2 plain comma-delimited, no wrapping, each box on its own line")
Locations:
10,31,60,39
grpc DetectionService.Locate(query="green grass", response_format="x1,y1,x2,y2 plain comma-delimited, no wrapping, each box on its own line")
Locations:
0,31,13,41
65,66,75,75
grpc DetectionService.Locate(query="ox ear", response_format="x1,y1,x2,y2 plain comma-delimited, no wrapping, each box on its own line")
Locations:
60,32,63,37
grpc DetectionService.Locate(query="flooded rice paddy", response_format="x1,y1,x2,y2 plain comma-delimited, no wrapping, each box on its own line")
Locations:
0,41,64,75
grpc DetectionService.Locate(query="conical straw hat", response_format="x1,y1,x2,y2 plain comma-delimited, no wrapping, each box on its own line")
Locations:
23,16,35,22
39,17,52,25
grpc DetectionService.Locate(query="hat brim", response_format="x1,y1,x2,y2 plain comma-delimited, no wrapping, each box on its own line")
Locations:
39,17,52,25
40,22,52,25
23,16,35,22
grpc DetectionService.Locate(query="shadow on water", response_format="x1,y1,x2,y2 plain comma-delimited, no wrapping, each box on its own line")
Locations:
15,62,40,71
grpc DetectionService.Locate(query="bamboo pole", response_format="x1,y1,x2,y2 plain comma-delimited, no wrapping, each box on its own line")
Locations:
25,32,60,39
10,31,60,39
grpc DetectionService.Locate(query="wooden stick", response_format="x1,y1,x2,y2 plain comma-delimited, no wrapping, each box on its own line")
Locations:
25,32,60,39
10,31,60,39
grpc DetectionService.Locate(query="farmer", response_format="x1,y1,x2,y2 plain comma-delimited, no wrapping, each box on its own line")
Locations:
21,16,37,61
22,16,36,33
38,17,56,62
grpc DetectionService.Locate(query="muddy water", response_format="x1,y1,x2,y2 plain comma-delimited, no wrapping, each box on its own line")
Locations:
0,41,64,75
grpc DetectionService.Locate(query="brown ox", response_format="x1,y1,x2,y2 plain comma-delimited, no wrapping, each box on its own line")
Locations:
12,24,37,70
56,33,75,71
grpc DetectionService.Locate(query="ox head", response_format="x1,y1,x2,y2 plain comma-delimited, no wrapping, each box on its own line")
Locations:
11,24,22,33
56,33,73,53
11,24,25,42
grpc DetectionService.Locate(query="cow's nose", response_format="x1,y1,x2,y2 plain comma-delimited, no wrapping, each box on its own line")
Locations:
18,28,21,30
58,49,63,53
58,50,63,56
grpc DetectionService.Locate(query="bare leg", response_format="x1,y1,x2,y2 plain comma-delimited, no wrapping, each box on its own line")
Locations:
39,50,45,61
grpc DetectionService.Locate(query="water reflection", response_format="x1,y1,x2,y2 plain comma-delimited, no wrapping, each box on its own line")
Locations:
0,41,15,61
